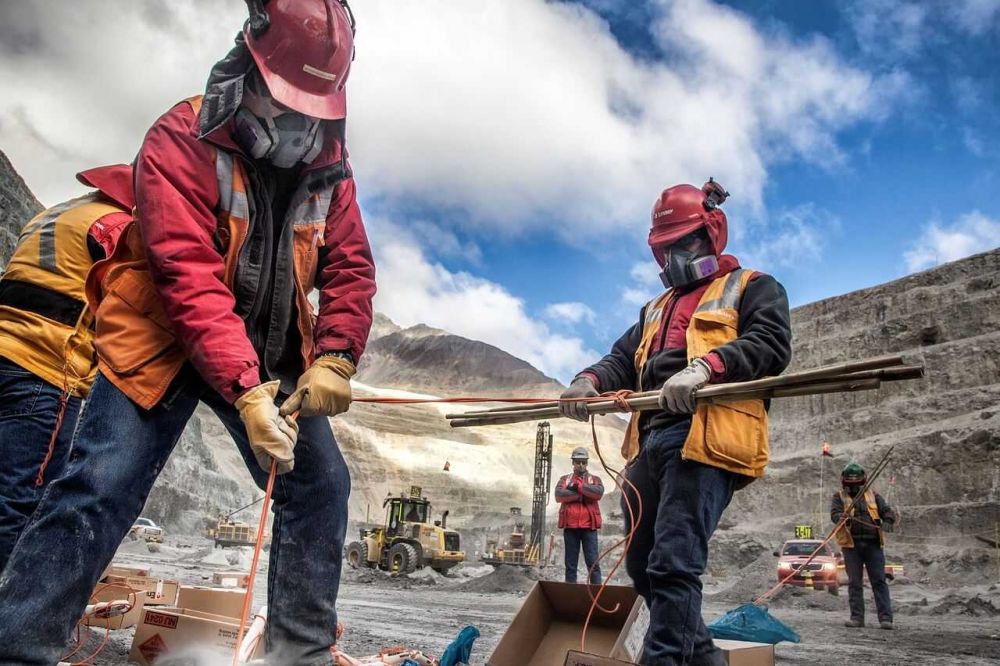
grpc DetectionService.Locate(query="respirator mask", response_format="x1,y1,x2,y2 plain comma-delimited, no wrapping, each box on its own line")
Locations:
659,250,719,289
234,75,325,168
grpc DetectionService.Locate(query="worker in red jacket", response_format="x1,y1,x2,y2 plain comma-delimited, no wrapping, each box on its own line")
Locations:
0,2,374,662
555,447,605,584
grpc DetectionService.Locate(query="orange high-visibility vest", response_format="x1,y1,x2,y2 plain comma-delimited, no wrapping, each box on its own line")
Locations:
621,269,769,478
0,195,125,396
834,490,884,548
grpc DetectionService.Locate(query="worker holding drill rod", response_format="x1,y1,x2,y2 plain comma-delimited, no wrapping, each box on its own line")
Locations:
832,462,897,630
560,179,792,666
0,1,375,662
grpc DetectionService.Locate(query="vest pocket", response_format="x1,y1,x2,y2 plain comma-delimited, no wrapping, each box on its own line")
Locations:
94,270,177,375
703,399,765,469
686,311,737,360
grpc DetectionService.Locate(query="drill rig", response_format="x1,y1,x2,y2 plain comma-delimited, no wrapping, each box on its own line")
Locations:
482,422,553,567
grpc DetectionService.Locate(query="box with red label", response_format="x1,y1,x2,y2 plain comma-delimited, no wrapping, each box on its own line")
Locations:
128,607,262,665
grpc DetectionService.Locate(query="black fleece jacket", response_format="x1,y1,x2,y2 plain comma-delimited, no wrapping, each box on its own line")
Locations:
582,273,792,432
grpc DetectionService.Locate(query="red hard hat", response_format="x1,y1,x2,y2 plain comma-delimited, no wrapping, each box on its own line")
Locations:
648,180,729,266
244,0,355,120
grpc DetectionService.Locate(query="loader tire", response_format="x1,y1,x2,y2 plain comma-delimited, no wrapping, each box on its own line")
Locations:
346,541,368,569
389,543,418,574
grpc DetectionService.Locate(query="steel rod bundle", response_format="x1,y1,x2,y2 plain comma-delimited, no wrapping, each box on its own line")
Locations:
446,356,923,428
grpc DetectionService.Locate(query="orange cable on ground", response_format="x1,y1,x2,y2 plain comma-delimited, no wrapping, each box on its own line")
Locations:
233,458,278,666
61,583,138,665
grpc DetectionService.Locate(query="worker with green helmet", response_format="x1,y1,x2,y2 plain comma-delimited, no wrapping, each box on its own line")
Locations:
554,447,605,584
830,462,897,629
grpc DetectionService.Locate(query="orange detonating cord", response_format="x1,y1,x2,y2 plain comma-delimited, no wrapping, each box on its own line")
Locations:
233,458,278,665
579,416,644,652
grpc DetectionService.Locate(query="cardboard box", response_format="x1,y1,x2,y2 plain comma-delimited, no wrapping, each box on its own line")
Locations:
563,602,772,666
488,582,643,666
82,582,146,630
176,585,246,620
565,651,636,666
715,640,774,666
103,575,179,607
103,563,151,578
128,607,261,665
212,570,250,588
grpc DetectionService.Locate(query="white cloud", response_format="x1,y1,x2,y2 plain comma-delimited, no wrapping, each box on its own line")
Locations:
1,0,904,241
949,0,1000,36
368,218,601,381
846,0,930,60
544,302,596,326
736,204,837,270
904,210,1000,272
622,260,662,306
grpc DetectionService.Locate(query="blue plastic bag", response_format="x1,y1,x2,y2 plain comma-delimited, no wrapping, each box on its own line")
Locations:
440,625,481,666
708,603,801,644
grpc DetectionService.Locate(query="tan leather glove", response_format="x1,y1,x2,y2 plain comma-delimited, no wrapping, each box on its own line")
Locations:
279,354,355,418
235,381,299,474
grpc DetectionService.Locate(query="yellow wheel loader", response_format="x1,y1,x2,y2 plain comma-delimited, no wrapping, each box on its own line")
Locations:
345,489,464,574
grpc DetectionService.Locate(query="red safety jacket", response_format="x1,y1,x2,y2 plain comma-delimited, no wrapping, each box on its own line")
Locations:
555,472,604,530
87,98,376,407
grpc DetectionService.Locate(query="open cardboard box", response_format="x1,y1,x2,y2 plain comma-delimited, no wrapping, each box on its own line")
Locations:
128,607,262,665
176,585,247,620
488,582,644,666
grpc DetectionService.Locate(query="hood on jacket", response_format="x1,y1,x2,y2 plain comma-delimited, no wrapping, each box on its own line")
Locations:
76,164,134,210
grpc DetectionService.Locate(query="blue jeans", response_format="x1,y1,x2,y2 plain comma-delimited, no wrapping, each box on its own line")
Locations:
622,420,737,666
0,357,81,572
843,540,892,623
564,528,601,584
0,369,350,665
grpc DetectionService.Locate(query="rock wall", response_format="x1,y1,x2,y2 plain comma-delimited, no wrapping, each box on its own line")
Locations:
0,149,43,267
729,248,1000,542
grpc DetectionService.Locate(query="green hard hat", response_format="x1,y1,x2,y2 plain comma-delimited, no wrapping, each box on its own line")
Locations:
841,462,866,483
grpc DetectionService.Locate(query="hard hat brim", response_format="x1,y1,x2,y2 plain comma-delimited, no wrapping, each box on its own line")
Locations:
250,51,348,120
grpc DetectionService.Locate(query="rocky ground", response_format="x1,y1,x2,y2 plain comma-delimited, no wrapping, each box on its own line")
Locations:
76,534,1000,665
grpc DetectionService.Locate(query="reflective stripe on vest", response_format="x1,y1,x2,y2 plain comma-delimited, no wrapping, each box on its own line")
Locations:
620,269,769,479
834,490,883,548
0,195,124,395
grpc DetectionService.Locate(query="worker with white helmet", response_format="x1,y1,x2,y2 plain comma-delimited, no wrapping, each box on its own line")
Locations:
554,446,605,585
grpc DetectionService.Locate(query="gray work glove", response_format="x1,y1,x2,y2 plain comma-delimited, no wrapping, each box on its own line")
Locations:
658,358,712,413
559,376,598,422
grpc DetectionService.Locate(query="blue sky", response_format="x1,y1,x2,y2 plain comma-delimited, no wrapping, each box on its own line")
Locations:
2,0,999,382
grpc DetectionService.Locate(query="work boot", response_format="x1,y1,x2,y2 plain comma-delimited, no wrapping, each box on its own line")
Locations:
879,621,894,630
844,618,864,628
